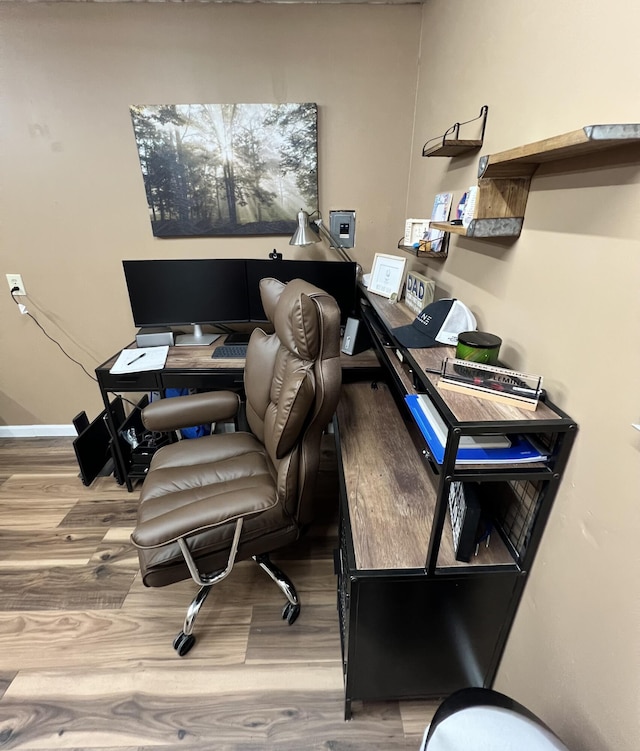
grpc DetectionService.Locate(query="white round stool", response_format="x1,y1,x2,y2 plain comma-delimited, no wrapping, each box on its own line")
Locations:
421,688,570,751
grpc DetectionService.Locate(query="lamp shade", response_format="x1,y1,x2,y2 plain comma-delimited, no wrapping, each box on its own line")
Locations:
289,210,321,247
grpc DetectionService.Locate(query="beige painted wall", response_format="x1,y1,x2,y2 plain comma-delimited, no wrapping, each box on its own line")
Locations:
409,1,640,749
1,1,639,749
0,2,421,426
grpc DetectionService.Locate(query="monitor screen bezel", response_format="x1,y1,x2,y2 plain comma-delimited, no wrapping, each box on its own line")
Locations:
122,258,251,328
245,258,358,325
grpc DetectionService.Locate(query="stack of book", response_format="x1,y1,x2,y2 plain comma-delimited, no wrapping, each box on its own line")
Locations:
405,393,548,465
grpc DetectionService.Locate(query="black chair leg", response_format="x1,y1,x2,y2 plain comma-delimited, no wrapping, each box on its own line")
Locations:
253,553,301,625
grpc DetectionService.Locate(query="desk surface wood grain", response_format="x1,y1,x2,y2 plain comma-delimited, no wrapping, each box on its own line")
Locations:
100,336,379,372
363,289,564,424
337,382,516,571
337,382,435,570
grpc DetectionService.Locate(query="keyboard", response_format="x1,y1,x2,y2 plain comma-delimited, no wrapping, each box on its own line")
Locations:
211,344,248,359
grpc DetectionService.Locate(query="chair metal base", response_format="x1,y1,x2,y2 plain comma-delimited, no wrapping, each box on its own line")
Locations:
253,553,301,625
172,552,300,656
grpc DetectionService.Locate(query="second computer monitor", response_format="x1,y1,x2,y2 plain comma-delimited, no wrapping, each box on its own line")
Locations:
123,259,249,327
246,259,358,325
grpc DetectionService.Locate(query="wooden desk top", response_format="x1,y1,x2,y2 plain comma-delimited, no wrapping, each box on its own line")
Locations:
337,382,434,570
99,336,380,373
362,288,567,425
337,382,514,571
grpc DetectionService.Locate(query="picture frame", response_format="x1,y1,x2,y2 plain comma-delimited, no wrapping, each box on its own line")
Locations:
403,218,430,247
130,103,318,238
368,253,407,299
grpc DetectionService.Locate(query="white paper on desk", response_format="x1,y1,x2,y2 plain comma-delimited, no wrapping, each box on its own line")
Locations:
109,346,169,374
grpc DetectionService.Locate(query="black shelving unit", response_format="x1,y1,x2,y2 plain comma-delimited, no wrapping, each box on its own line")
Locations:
333,289,577,719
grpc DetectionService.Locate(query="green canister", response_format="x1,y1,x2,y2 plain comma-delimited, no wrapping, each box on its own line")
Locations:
456,331,502,364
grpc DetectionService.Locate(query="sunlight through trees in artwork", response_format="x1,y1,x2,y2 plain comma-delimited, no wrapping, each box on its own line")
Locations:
130,103,318,237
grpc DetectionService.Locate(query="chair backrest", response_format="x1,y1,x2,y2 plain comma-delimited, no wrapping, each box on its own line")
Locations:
243,277,342,525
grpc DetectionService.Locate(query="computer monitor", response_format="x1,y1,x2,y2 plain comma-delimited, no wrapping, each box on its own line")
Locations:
122,259,249,345
246,259,358,325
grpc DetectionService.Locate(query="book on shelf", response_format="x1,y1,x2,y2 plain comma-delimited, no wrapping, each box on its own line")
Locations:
425,192,453,252
456,186,478,228
405,393,548,465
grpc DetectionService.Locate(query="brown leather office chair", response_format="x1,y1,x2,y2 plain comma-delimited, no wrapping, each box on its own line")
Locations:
130,278,342,656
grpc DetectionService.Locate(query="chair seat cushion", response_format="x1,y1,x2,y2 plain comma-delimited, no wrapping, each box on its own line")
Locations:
133,432,286,559
147,431,264,474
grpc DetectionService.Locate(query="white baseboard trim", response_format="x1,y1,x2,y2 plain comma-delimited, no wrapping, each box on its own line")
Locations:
0,425,76,438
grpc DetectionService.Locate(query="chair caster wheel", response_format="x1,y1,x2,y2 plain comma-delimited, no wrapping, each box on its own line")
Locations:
173,631,195,657
282,602,300,625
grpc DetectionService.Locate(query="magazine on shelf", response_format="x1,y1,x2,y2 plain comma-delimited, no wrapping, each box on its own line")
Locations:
405,393,548,465
425,192,453,252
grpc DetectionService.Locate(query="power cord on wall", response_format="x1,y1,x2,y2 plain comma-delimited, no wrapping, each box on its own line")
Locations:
10,287,98,383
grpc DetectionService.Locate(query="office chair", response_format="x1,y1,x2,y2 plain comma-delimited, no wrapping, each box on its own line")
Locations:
130,278,342,656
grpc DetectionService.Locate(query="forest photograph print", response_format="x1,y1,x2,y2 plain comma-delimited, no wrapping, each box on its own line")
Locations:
130,103,318,238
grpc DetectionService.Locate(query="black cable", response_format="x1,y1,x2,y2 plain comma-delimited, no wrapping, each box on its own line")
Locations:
117,394,144,410
10,289,98,383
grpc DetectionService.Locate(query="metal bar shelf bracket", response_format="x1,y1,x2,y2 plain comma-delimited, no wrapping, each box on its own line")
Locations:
422,105,489,158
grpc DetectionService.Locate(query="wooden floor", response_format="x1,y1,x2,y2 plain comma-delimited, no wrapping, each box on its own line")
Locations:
0,437,436,750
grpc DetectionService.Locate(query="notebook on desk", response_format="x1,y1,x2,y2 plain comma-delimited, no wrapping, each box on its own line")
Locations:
109,346,169,374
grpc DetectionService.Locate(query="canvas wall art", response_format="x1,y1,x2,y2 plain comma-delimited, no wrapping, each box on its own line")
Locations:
130,103,318,238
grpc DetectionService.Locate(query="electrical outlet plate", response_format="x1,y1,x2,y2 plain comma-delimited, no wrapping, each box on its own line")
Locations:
6,274,26,295
329,210,356,249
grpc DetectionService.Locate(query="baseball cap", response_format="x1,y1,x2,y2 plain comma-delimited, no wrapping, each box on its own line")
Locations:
392,298,477,348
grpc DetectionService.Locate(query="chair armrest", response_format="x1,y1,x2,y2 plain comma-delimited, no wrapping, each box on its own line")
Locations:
142,391,240,433
131,488,277,549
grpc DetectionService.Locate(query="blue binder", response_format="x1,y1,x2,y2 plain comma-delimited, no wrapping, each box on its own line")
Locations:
405,394,547,465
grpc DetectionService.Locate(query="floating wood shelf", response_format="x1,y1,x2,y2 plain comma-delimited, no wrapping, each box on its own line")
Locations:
477,123,640,179
397,241,448,259
422,139,484,158
437,123,640,239
422,105,488,158
429,222,467,236
430,217,525,239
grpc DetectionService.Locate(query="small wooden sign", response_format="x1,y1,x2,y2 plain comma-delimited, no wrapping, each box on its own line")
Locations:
404,270,435,315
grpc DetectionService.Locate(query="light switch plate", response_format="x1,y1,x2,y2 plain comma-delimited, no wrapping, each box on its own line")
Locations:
329,210,356,248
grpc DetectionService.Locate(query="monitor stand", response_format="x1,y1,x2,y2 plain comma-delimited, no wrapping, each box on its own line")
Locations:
175,325,221,346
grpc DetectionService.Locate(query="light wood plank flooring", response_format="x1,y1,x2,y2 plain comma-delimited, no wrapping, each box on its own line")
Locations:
0,437,436,750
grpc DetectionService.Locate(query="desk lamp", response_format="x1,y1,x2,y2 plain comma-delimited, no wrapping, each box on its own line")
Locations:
289,209,359,271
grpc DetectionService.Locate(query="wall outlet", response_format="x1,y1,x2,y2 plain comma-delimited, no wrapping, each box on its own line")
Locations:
6,274,26,295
